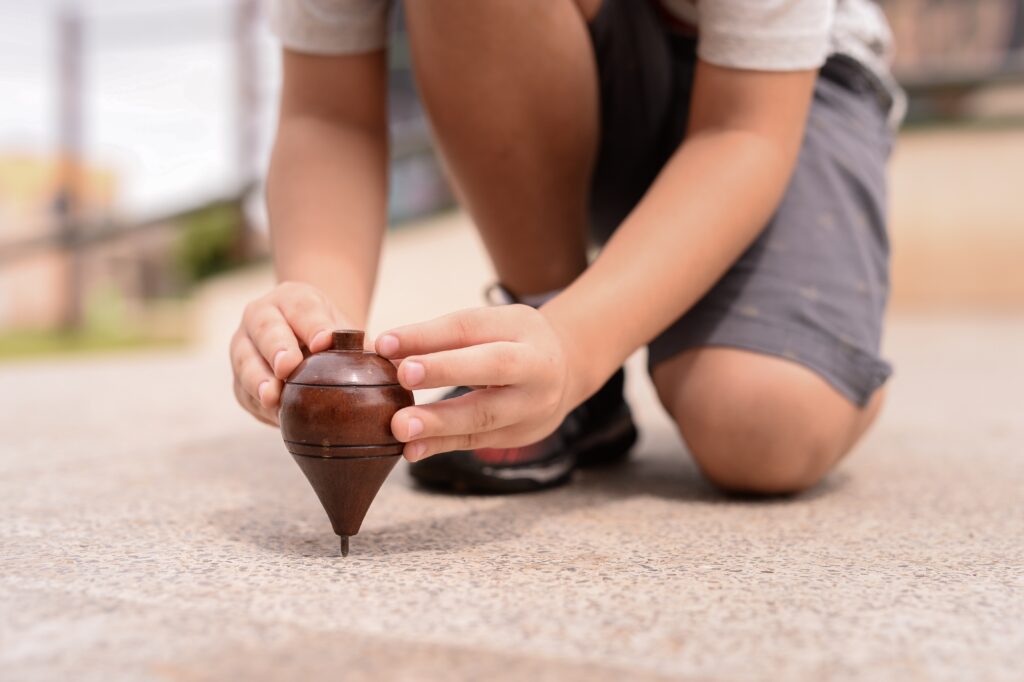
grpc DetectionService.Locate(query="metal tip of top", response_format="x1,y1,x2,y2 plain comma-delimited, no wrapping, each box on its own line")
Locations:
340,535,350,557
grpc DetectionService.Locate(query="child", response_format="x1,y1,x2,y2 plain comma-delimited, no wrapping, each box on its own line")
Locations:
231,0,902,495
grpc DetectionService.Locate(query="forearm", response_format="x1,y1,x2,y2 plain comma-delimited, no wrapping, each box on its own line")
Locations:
544,127,797,399
266,115,388,328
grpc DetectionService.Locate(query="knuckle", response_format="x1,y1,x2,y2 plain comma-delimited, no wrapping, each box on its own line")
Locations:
452,314,475,346
472,401,496,431
240,354,266,382
494,343,520,381
508,303,538,329
287,299,330,333
234,390,253,414
232,379,247,403
234,380,275,423
232,344,255,375
289,292,317,315
230,352,244,377
251,313,276,339
277,280,303,297
241,372,261,396
242,301,260,326
237,379,258,406
229,331,246,362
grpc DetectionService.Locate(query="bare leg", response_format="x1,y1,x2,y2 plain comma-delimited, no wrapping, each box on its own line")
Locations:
652,348,886,495
402,0,600,297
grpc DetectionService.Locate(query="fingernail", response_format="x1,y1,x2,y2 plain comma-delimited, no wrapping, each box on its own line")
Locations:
257,380,270,404
272,350,288,375
406,417,423,439
378,334,400,357
406,442,426,461
402,360,425,387
310,330,331,349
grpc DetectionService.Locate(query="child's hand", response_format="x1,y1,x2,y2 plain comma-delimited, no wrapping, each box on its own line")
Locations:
230,282,353,426
375,305,583,461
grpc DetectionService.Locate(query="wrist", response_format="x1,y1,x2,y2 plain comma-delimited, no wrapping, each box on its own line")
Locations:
540,300,619,411
275,265,372,329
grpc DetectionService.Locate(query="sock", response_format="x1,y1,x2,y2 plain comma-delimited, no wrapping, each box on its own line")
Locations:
487,284,561,307
519,289,562,308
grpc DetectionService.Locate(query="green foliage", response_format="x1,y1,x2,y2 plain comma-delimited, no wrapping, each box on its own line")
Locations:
84,283,128,336
175,204,241,284
0,287,186,361
0,327,181,361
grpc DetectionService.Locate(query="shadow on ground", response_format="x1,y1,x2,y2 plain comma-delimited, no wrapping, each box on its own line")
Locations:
198,432,849,559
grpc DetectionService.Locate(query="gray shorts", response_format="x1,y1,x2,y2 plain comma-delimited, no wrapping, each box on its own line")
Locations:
588,0,895,406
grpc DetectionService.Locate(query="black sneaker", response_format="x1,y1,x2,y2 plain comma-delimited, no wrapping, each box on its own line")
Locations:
408,368,638,494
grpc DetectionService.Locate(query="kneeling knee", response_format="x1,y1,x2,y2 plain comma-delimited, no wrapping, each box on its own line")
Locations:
674,405,841,496
693,436,836,495
653,349,871,496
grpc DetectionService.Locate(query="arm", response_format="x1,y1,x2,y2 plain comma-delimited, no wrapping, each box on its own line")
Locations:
267,48,389,322
375,61,818,459
544,61,817,401
231,48,388,425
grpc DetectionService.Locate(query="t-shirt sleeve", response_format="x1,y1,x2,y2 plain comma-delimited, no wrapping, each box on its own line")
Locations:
697,0,834,71
268,0,390,55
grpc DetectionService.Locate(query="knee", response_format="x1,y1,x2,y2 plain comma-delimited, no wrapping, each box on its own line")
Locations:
685,415,839,496
656,367,847,496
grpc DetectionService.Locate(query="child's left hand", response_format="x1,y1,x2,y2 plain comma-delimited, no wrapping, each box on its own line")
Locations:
375,304,583,462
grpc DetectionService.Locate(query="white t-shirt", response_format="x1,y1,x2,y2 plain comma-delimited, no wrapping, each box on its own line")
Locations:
269,0,903,121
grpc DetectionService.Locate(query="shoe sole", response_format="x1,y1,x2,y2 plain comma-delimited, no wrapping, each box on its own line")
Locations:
410,410,639,495
410,452,575,495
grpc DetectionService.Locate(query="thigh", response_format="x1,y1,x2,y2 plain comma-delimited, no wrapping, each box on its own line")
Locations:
648,63,896,408
587,0,695,242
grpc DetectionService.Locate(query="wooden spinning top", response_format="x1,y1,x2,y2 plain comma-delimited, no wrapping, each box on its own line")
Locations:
279,329,413,556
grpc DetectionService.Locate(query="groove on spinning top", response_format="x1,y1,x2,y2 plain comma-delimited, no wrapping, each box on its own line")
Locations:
279,330,414,557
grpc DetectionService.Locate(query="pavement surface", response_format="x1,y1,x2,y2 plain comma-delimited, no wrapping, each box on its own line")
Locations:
2,214,1022,681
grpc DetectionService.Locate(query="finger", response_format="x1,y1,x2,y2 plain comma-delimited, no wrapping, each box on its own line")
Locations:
273,283,339,353
402,423,525,462
229,328,261,387
403,431,493,462
234,333,281,409
243,301,303,380
233,373,276,425
229,327,247,375
376,305,531,359
234,379,279,427
390,387,526,442
395,342,528,390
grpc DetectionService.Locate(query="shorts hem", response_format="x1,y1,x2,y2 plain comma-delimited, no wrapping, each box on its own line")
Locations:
647,310,892,407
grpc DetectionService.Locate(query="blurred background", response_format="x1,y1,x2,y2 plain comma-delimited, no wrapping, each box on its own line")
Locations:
4,7,1022,677
0,0,1022,358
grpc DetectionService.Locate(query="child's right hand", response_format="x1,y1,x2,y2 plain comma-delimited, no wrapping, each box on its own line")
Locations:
230,282,354,426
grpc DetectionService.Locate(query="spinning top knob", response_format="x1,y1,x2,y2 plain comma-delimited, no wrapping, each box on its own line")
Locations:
279,329,414,556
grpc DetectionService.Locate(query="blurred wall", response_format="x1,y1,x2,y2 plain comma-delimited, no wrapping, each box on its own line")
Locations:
889,127,1024,310
881,1,1024,309
0,0,1022,343
886,0,1022,75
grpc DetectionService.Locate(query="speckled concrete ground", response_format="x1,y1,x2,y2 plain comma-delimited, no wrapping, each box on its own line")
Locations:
2,215,1022,681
